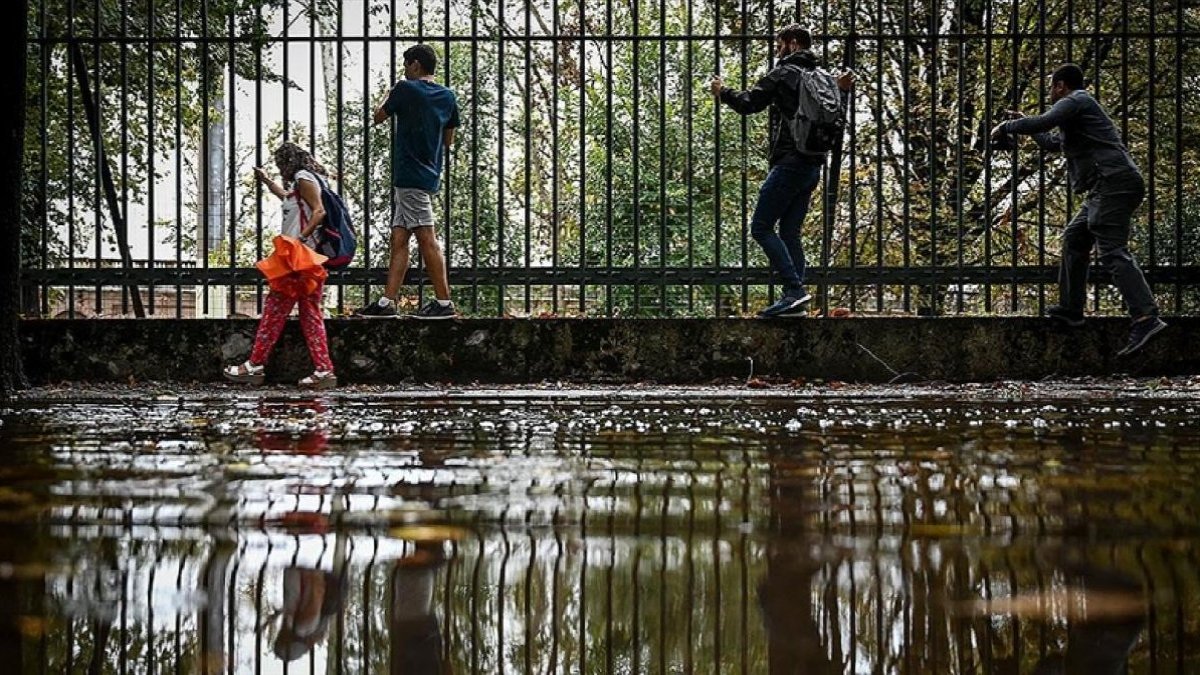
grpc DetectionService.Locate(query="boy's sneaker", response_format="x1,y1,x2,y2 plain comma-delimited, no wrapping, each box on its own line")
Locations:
411,300,456,320
354,299,398,318
759,292,813,318
1116,316,1167,357
1046,305,1085,327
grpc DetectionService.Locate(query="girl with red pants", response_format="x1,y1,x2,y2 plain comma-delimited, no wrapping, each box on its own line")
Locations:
224,143,337,389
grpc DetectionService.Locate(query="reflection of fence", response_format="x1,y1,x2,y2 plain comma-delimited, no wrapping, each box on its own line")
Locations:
28,527,1200,672
22,0,1200,318
28,474,1200,674
11,397,1200,671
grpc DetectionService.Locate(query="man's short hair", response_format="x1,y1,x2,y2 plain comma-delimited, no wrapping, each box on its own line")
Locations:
777,24,812,49
404,44,438,75
1051,63,1085,90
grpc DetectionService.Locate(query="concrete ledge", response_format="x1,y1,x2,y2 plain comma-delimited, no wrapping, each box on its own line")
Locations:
17,317,1200,384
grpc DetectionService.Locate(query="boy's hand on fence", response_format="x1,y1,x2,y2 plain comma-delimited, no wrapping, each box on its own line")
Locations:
1004,109,1025,120
837,69,855,92
710,76,723,99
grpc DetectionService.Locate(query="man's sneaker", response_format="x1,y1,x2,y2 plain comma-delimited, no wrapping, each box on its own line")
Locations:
758,292,813,318
411,300,456,320
1116,316,1167,357
354,299,398,318
1046,305,1085,327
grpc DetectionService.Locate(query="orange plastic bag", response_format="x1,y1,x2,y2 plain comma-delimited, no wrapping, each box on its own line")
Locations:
256,235,329,299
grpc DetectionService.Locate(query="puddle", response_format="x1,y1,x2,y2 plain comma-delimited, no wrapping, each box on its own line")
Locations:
0,394,1197,672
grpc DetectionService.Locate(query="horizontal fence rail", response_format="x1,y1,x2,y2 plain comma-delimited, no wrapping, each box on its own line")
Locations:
21,0,1200,318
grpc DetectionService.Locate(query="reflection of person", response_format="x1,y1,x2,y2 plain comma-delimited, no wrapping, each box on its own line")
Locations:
990,63,1167,357
356,44,460,320
1030,565,1145,675
757,545,845,674
273,567,347,662
389,540,450,674
224,142,338,388
710,25,852,318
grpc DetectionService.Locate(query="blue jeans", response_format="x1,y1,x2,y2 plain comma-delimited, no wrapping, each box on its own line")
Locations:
750,163,822,296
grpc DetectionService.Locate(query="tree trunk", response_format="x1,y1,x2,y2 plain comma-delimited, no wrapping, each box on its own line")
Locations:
0,0,30,394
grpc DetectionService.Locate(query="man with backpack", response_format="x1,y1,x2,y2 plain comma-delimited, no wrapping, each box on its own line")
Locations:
711,24,852,317
356,44,460,319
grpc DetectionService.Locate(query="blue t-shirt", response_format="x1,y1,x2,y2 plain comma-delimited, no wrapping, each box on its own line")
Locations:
384,79,460,192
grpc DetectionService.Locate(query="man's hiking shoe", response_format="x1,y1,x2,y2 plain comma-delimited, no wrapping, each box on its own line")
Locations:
1117,317,1167,357
1046,305,1085,327
354,300,397,318
411,300,456,320
759,292,812,318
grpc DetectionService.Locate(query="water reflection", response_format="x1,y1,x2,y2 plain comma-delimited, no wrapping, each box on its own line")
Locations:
0,396,1197,672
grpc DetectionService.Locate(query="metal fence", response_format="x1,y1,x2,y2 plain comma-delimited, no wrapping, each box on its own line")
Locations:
20,0,1200,317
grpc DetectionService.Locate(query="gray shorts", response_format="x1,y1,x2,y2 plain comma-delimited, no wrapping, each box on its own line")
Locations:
391,188,436,229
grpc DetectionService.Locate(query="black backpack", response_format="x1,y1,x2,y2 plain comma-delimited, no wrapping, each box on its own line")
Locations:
310,174,357,270
785,64,847,158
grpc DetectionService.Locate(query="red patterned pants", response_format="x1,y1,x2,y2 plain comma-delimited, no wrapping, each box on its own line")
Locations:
249,286,334,372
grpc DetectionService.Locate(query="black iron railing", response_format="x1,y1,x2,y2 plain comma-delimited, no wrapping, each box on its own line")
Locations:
21,0,1200,317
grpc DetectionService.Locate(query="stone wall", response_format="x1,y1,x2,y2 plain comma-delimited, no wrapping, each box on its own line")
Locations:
18,317,1199,384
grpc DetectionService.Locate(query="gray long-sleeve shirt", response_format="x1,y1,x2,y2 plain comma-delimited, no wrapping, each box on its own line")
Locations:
1001,89,1140,194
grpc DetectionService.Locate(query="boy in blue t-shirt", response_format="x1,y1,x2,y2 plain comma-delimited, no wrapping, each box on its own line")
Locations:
356,44,461,319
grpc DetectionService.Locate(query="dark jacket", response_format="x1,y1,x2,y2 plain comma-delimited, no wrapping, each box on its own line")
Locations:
719,50,831,167
1002,89,1141,194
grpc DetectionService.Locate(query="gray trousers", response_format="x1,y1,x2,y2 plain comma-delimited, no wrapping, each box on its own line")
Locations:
1059,170,1158,319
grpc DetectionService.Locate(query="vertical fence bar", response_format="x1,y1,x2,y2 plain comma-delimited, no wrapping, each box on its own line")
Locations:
1008,0,1019,313
633,0,643,314
1036,0,1047,314
471,0,480,313
685,0,694,313
120,0,129,315
199,0,210,315
711,0,720,316
523,0,532,314
147,0,157,316
901,0,911,313
228,8,238,317
874,2,883,312
848,10,859,314
498,0,507,316
67,0,77,319
928,0,939,314
736,0,747,314
443,0,454,312
174,0,182,317
658,0,667,314
552,0,561,314
1174,0,1183,312
38,0,49,316
361,0,370,313
254,1,264,313
335,0,345,314
982,1,993,312
1146,0,1156,306
955,0,966,313
92,0,101,316
576,0,586,314
604,0,613,315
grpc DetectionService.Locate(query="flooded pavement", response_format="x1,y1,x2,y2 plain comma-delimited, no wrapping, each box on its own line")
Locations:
0,385,1198,673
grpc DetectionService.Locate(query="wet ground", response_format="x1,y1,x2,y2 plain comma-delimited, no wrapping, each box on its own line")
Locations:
1,379,1198,673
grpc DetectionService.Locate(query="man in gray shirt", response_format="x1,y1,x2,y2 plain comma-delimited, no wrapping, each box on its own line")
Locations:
992,63,1166,357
